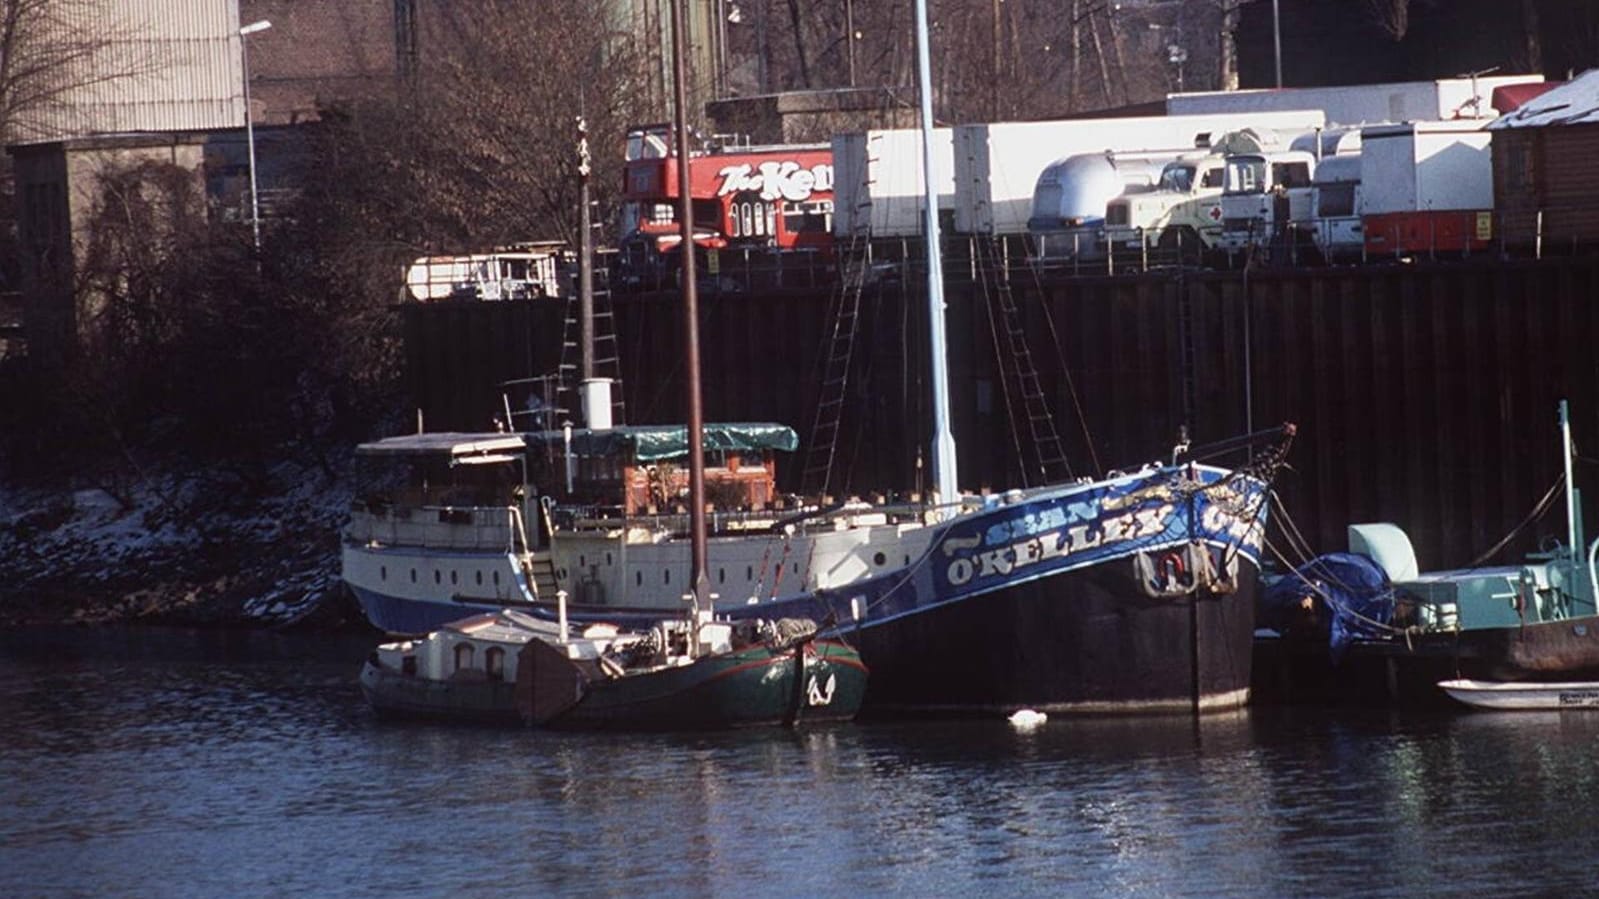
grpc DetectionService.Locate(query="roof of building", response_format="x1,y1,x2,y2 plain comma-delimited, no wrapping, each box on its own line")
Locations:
1489,69,1599,129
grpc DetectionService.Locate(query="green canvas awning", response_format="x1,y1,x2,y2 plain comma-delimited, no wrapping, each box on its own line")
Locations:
527,423,798,462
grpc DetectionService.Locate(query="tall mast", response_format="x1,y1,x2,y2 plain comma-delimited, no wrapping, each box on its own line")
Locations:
914,0,959,507
671,0,709,609
578,114,594,382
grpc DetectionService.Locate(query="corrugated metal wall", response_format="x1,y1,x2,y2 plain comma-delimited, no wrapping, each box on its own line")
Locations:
405,255,1599,569
12,0,243,144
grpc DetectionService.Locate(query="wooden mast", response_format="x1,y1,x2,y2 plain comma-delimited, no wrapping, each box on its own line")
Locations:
670,0,709,620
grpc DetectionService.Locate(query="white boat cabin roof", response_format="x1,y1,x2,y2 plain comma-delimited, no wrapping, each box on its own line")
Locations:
355,432,527,464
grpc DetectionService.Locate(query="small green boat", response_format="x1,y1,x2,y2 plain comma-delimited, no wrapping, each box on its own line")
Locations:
517,615,868,730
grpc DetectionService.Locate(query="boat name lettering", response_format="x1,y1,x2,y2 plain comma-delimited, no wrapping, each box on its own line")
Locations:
945,504,1175,586
1201,503,1265,550
984,506,1071,546
716,161,834,202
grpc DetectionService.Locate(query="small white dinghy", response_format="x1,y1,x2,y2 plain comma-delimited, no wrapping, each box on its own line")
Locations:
1439,678,1599,710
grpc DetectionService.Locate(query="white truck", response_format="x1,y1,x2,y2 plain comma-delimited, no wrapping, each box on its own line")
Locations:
1308,154,1364,262
1027,151,1174,261
1098,128,1311,264
1216,150,1318,263
1099,153,1228,262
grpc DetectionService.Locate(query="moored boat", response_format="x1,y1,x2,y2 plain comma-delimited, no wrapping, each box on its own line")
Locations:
1255,401,1599,706
518,612,868,729
1439,678,1599,710
359,606,868,728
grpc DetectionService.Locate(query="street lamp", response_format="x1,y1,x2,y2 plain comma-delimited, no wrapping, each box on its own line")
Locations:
239,19,271,250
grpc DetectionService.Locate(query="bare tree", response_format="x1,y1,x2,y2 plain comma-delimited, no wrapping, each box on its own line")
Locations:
0,0,149,144
1363,0,1410,41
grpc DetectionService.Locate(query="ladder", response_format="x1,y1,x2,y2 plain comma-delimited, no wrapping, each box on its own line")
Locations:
800,236,870,499
555,255,626,428
523,554,560,600
984,238,1071,485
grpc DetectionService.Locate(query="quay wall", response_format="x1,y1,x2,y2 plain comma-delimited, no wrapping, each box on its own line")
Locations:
402,255,1599,570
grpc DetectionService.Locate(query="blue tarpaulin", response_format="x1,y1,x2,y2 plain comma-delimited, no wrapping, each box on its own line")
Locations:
1262,552,1395,662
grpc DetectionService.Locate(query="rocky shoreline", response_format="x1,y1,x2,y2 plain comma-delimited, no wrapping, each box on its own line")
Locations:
0,464,375,633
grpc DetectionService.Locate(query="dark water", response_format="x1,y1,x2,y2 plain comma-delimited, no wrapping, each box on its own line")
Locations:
4,628,1598,898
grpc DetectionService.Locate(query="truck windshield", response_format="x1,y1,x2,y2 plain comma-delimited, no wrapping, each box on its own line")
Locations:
1159,165,1196,192
1224,157,1267,194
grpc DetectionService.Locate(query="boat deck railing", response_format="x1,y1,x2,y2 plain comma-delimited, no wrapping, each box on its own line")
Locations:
345,500,526,554
551,498,938,538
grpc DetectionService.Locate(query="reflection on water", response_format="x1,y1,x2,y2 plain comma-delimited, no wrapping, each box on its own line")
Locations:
5,627,1599,897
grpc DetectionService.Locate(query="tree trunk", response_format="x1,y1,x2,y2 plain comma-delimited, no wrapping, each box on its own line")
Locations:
1521,0,1543,74
785,0,812,88
1218,0,1242,91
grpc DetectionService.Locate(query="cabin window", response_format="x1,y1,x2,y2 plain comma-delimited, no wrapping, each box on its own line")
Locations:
434,571,442,585
873,552,887,566
493,571,501,586
485,648,505,681
380,566,387,581
454,643,474,672
792,563,798,575
1273,162,1311,189
746,566,753,581
606,552,613,566
718,568,725,584
580,554,586,567
1200,167,1225,189
904,555,911,566
664,569,671,585
450,571,458,585
410,569,418,583
476,571,483,586
1318,183,1357,218
636,571,643,587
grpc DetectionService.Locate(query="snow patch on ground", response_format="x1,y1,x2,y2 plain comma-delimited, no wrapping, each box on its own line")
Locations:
0,459,356,628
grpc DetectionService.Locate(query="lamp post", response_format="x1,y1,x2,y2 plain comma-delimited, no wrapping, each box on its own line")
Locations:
1271,0,1282,88
239,19,271,250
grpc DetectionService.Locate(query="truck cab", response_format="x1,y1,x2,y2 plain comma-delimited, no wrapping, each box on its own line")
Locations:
1100,154,1227,262
1308,154,1364,263
1217,150,1317,261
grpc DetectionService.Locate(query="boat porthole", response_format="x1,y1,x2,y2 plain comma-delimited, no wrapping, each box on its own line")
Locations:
410,569,417,583
746,566,753,580
493,571,500,586
579,554,586,567
475,571,483,586
718,568,725,583
606,552,613,565
434,571,442,585
636,571,643,587
904,555,911,566
450,571,458,585
380,566,387,581
792,563,798,575
664,569,671,585
873,552,886,566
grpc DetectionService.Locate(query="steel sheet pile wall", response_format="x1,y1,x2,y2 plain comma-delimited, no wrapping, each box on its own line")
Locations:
403,256,1599,567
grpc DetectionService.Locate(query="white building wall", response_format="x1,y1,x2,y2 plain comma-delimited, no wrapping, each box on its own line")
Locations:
1168,76,1545,128
12,0,244,145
